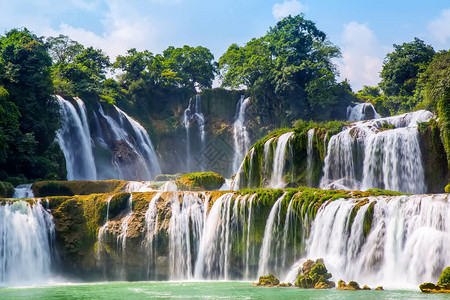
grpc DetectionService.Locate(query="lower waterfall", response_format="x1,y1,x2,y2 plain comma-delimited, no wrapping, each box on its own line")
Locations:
94,191,450,286
300,194,450,287
0,201,55,287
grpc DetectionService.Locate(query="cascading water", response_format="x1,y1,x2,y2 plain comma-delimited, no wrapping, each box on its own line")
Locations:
232,96,251,173
258,193,286,276
183,95,205,172
269,132,294,189
56,96,160,181
347,103,381,121
168,192,205,279
306,129,314,187
97,104,161,180
302,194,450,288
12,184,34,198
320,110,433,193
0,201,55,286
56,95,97,180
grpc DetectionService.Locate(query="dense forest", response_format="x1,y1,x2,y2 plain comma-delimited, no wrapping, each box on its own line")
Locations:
0,14,448,184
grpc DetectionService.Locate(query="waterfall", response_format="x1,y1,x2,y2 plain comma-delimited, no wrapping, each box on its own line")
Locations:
347,103,381,121
194,193,236,279
303,194,450,288
55,95,97,180
144,192,162,278
168,192,205,279
232,96,251,172
97,104,161,180
13,184,34,198
118,194,133,258
183,95,205,172
269,132,294,188
306,129,314,187
320,110,433,193
56,96,160,181
0,201,55,286
258,193,286,276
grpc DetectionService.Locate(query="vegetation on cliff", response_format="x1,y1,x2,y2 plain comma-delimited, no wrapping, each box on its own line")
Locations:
175,172,225,191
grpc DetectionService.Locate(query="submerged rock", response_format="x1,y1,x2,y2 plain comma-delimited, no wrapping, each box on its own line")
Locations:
337,280,361,290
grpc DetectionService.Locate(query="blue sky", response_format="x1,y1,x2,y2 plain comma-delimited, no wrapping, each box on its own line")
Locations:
1,0,450,90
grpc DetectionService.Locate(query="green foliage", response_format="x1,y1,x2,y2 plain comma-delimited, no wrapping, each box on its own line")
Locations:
438,267,450,285
0,181,14,198
175,172,225,191
445,184,450,193
218,14,349,125
380,38,435,97
0,28,61,180
416,50,450,168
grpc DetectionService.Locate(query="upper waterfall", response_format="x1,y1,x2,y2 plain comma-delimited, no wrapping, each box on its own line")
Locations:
56,96,161,181
232,96,251,173
321,110,433,193
347,103,381,121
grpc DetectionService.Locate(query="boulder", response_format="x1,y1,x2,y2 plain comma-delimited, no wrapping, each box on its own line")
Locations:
419,282,450,293
375,286,384,291
337,280,361,291
419,267,450,293
255,274,280,287
362,285,371,290
296,258,335,289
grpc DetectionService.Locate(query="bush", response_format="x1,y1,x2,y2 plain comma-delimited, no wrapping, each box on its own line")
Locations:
175,172,225,191
438,267,450,285
0,181,14,198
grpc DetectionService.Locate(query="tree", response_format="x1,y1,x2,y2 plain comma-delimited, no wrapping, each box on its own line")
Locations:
46,34,83,65
218,14,343,123
380,38,435,97
163,45,216,90
416,50,450,168
0,28,62,180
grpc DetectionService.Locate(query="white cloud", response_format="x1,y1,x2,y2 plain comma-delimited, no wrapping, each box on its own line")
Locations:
428,8,450,44
37,1,162,60
336,22,384,91
272,0,308,21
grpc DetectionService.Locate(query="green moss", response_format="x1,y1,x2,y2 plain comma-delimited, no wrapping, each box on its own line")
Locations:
32,180,127,197
446,184,450,193
154,174,182,181
175,172,225,191
363,201,376,237
438,267,450,285
0,181,14,198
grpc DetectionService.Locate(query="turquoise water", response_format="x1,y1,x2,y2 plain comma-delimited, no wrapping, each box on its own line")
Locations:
0,281,447,300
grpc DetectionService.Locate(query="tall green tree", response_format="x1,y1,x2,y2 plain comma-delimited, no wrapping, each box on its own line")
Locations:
380,38,435,97
416,50,450,167
0,28,61,179
218,14,344,123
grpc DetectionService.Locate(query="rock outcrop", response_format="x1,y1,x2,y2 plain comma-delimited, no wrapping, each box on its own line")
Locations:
296,259,335,289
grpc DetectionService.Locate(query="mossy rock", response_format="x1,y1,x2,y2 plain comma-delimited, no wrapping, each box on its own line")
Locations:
337,280,361,291
256,274,280,286
154,174,182,181
445,184,450,193
296,259,334,289
175,172,225,191
33,180,127,197
0,181,14,198
439,267,450,285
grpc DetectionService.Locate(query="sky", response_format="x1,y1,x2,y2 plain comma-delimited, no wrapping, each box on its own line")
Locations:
1,0,450,91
